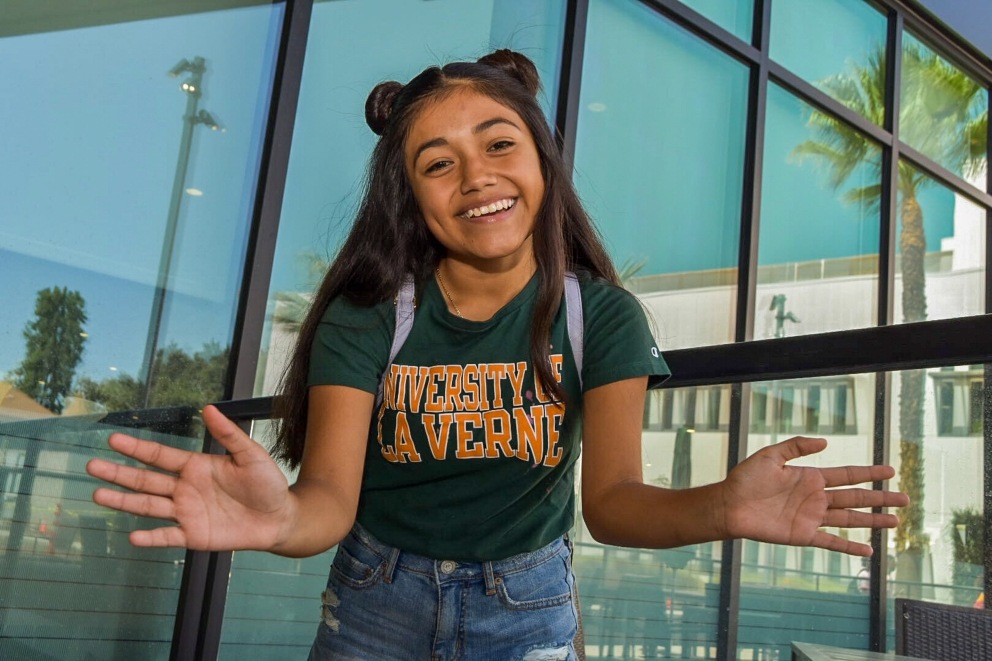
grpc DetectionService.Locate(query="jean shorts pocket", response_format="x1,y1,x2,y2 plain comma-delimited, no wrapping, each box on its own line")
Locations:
495,555,573,611
330,544,384,590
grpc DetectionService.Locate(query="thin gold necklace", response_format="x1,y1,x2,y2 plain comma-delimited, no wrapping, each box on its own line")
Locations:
435,267,463,317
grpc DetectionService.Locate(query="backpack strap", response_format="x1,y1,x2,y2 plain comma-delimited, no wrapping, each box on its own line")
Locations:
376,274,416,408
564,272,584,391
376,272,584,406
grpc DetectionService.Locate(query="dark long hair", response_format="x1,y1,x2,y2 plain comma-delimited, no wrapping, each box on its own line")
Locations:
272,49,619,469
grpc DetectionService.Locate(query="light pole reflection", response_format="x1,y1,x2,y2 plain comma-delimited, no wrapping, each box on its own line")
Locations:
140,56,222,408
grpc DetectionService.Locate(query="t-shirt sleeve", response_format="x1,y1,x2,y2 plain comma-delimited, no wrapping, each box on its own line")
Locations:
307,295,395,394
580,279,671,391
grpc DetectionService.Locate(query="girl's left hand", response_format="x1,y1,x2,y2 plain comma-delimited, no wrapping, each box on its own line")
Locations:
721,436,909,556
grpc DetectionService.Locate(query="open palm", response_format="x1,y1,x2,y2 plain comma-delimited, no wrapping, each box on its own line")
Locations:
87,405,292,551
722,437,907,556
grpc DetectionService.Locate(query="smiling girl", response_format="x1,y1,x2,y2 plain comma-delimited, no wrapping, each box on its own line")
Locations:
87,50,907,660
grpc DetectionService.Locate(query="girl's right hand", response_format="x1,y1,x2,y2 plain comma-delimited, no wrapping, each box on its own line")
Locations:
86,404,293,551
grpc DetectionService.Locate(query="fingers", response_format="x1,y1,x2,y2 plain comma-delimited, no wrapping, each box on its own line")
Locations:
811,530,873,557
92,486,176,521
821,464,897,487
106,433,192,473
87,459,176,497
827,487,909,510
130,527,188,548
823,508,900,529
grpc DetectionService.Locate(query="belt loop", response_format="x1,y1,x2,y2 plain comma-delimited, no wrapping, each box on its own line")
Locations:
483,561,497,596
382,546,401,584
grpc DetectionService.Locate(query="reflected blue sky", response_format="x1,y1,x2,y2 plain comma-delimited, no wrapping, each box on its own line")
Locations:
0,0,964,391
0,4,283,383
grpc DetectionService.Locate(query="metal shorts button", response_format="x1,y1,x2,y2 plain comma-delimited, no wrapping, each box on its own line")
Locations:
440,560,457,574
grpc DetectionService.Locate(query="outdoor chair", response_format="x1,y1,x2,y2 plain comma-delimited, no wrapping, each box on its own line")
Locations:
894,597,992,660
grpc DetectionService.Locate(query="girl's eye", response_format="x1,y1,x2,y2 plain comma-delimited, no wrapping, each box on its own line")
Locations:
425,160,452,173
489,140,514,152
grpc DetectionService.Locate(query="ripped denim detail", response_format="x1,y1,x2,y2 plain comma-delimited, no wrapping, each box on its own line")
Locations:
521,644,571,661
320,587,341,633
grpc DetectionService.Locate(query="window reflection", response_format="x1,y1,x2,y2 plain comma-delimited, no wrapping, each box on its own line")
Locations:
742,375,875,657
888,365,985,640
758,83,882,336
894,161,987,323
578,0,749,350
900,32,989,182
678,0,753,42
770,0,887,124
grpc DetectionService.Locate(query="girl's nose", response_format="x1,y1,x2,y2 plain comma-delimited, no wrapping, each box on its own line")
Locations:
460,155,497,193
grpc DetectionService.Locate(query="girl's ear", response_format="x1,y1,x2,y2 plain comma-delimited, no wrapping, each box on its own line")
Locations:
366,81,404,135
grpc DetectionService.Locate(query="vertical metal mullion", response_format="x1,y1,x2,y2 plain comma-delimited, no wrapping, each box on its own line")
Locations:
555,0,590,172
984,75,992,611
984,363,992,609
717,2,771,657
170,1,315,660
870,10,902,652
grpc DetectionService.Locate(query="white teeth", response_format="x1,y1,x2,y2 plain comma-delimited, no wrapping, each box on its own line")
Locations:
466,198,515,218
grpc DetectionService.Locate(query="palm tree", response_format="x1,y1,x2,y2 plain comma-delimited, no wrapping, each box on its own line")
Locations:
272,251,330,333
792,40,987,581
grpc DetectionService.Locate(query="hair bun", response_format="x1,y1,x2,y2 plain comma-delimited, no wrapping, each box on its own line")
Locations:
365,81,404,135
477,49,541,97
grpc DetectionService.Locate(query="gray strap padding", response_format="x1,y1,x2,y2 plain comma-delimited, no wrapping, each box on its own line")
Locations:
377,272,584,405
376,274,416,407
564,272,584,391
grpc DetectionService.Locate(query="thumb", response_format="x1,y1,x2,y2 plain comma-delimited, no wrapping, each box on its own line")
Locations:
202,404,257,458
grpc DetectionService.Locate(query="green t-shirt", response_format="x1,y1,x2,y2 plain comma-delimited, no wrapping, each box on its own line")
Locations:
308,273,669,561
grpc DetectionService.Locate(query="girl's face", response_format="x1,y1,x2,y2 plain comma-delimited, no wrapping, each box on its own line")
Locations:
403,87,545,270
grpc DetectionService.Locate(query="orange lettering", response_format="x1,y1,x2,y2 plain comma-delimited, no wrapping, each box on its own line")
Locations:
454,412,484,459
483,409,514,458
507,362,527,406
424,366,446,413
422,413,454,460
392,412,421,463
445,365,464,411
487,364,507,408
513,405,545,463
462,364,482,411
407,366,429,414
543,405,565,467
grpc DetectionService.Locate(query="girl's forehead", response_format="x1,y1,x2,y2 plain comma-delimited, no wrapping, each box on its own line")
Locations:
408,87,521,135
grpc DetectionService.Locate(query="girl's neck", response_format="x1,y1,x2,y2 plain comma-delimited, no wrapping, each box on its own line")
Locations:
436,256,536,321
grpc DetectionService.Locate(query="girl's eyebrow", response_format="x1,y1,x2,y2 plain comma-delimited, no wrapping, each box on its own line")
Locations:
412,116,522,163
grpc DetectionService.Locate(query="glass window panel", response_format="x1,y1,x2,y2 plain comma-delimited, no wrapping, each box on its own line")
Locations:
770,0,888,124
758,83,882,337
577,386,727,659
741,375,876,657
678,0,754,43
887,365,986,646
577,0,749,350
254,0,566,397
900,33,989,182
894,161,986,323
0,3,283,658
0,414,201,660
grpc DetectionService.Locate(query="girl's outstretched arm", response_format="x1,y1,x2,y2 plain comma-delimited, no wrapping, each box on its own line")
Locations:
580,378,909,556
86,385,372,557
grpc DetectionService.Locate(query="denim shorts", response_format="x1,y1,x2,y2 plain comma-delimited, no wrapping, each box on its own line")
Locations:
307,523,580,661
